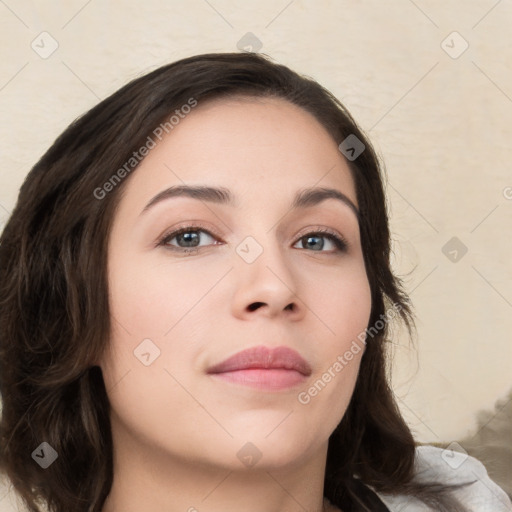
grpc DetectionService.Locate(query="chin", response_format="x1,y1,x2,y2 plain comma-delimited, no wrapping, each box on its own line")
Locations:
179,429,318,473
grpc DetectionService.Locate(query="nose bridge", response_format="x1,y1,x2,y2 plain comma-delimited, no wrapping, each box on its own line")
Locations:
232,229,301,316
237,229,292,279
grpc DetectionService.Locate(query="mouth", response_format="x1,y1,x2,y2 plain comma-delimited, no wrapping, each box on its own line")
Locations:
206,345,312,391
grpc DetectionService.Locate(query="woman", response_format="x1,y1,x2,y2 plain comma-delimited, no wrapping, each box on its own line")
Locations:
0,52,509,512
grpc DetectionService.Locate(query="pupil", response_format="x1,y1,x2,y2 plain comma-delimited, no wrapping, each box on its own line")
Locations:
306,235,323,250
180,232,199,247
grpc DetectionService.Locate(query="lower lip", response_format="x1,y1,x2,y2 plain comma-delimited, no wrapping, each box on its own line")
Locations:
209,368,307,391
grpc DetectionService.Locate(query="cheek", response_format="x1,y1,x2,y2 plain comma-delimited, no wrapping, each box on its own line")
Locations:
295,338,366,446
101,347,207,457
295,261,371,429
108,250,224,338
303,257,372,344
102,253,221,428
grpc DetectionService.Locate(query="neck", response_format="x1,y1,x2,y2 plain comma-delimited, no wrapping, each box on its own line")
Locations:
101,422,336,512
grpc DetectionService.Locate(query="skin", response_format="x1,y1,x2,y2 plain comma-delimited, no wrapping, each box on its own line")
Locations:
99,96,372,512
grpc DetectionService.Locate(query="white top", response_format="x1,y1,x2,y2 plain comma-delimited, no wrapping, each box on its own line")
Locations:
374,445,512,511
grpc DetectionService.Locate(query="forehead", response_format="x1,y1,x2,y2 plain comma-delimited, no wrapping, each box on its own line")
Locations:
118,96,357,211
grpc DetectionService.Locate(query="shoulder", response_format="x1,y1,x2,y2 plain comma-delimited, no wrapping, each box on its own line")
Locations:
374,444,512,511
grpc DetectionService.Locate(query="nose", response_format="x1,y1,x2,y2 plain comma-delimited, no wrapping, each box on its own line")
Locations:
230,238,306,321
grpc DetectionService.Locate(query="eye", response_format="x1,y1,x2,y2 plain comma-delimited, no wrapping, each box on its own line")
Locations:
293,229,348,253
157,225,220,253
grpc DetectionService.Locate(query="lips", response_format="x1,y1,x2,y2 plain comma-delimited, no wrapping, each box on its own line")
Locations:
207,345,312,377
207,345,312,391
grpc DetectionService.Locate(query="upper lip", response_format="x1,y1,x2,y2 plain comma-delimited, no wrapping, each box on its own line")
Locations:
207,345,312,376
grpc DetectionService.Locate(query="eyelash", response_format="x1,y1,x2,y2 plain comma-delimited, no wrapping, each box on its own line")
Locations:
156,223,349,255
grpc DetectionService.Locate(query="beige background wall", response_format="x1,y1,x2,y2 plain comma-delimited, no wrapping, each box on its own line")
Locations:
1,1,511,510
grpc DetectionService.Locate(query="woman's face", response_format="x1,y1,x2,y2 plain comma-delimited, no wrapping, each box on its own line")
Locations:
100,96,372,472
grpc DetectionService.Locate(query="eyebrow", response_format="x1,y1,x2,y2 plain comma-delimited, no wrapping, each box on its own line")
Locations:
140,184,359,220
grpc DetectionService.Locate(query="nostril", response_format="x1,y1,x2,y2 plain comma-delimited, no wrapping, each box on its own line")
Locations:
248,302,265,311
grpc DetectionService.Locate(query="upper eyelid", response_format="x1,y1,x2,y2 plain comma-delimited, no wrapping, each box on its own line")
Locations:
158,223,221,243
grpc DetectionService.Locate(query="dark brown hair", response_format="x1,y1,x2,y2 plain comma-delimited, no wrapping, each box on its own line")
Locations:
0,52,466,511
